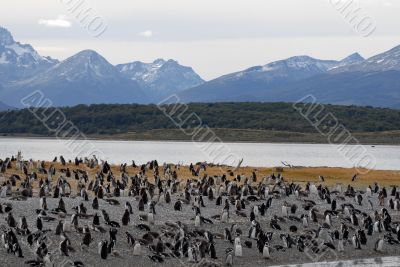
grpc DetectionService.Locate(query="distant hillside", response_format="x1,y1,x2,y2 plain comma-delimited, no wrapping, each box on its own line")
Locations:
0,103,399,141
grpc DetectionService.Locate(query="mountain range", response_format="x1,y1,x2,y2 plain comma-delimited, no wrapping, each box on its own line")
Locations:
178,49,400,108
0,27,203,106
0,26,399,108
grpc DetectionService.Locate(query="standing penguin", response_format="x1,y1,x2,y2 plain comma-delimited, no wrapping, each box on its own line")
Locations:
210,242,217,259
81,228,92,248
40,197,47,210
98,240,108,259
234,235,242,257
59,238,70,256
194,212,201,227
36,217,43,231
262,242,270,259
125,202,133,214
225,248,234,266
325,214,331,226
282,204,288,217
374,238,384,252
133,240,141,256
92,197,99,210
19,216,28,230
337,238,344,252
352,234,361,249
221,209,229,223
122,209,130,226
302,215,309,228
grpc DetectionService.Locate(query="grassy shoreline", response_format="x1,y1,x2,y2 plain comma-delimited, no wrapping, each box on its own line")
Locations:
2,160,400,189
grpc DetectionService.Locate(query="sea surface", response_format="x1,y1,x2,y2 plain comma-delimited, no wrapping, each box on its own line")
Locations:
0,137,399,170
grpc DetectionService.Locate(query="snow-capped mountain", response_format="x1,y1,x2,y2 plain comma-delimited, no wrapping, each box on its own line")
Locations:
1,26,400,108
116,59,204,99
178,54,360,102
332,45,400,73
1,50,148,107
178,47,400,108
229,56,340,83
0,27,57,84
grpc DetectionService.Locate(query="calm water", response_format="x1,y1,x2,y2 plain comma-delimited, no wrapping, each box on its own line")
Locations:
0,137,399,170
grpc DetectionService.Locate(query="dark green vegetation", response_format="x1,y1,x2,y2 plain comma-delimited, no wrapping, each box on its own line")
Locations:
0,102,399,144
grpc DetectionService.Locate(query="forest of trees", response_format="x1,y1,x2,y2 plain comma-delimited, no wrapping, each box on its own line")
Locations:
0,102,399,136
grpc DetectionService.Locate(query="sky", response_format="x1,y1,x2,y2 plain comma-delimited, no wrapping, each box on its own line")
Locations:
1,0,399,80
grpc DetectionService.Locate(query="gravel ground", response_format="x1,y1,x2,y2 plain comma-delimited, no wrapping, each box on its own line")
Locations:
0,188,400,267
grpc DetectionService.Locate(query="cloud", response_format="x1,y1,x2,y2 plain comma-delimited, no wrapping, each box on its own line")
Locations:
138,30,153,37
38,15,72,28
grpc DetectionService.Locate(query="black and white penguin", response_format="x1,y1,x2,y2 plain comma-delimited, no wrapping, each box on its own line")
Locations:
59,238,70,256
225,248,234,266
36,217,43,231
374,237,384,252
263,242,270,259
234,235,242,257
174,200,182,211
92,197,99,210
98,240,108,259
352,234,361,249
122,209,130,226
125,202,133,214
93,213,100,226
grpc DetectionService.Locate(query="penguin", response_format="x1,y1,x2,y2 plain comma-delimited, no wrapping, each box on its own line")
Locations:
55,220,63,235
93,213,100,226
302,214,309,228
174,200,182,211
36,217,43,231
138,198,145,211
352,234,361,249
216,195,222,206
374,238,384,252
234,235,242,257
337,238,344,252
7,212,16,227
148,210,154,225
82,230,92,248
331,199,337,211
249,221,258,239
210,242,217,259
98,240,108,259
194,211,201,227
263,242,270,259
281,204,288,217
122,209,130,226
125,201,133,214
165,191,171,203
133,240,141,256
40,197,47,210
225,248,234,266
102,210,110,223
92,197,99,210
20,216,28,230
221,209,229,223
366,186,372,197
59,238,69,256
351,213,359,226
325,214,331,226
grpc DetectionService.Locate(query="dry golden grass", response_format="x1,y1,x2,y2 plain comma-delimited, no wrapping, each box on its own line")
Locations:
1,160,400,192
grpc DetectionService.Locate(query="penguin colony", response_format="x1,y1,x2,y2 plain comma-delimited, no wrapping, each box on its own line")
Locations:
0,154,399,267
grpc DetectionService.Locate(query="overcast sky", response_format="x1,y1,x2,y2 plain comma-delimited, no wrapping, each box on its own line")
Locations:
1,0,399,80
